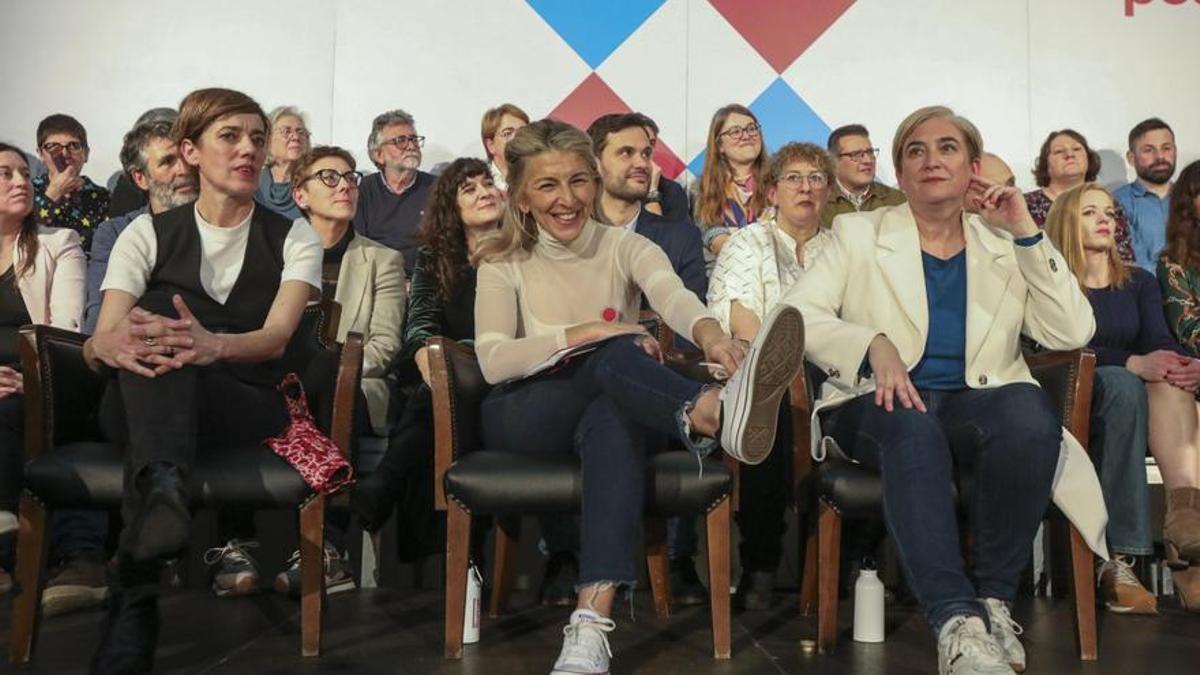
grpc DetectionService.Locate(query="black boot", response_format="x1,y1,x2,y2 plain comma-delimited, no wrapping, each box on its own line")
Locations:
734,568,775,611
90,559,160,674
124,462,190,562
350,472,398,533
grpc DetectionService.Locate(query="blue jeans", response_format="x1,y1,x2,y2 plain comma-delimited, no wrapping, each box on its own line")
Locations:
822,383,1060,632
1089,367,1153,556
481,337,707,589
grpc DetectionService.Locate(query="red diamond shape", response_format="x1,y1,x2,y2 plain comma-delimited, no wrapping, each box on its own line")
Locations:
709,0,856,73
548,73,686,180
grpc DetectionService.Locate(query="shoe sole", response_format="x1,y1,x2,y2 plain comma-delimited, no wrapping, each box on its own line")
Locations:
42,585,109,617
213,575,260,597
0,512,17,535
722,306,805,465
275,574,357,598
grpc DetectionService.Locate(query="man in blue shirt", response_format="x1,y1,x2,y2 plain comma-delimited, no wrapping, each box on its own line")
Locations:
1114,118,1177,270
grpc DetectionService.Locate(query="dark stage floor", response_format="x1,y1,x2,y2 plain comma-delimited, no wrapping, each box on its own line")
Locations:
2,588,1197,674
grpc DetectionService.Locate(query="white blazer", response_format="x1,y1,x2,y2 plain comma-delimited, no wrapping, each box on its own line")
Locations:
333,235,406,435
13,226,86,331
780,203,1109,558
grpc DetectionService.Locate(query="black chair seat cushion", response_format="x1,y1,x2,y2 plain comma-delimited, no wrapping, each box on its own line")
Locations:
814,456,971,519
444,450,732,516
24,441,313,509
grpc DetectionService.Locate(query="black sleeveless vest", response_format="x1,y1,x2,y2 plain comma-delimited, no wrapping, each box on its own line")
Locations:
136,204,300,386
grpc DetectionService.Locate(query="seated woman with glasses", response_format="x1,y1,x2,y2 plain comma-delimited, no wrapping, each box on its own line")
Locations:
31,114,110,252
352,158,500,560
706,141,835,608
693,105,767,260
781,106,1107,673
263,146,407,597
481,103,530,193
474,119,802,674
1045,182,1191,615
255,106,312,220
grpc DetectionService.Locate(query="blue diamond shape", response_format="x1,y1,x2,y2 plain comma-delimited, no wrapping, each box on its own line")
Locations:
687,79,831,176
528,0,666,69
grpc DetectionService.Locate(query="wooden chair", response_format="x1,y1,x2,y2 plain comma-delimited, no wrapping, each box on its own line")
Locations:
428,320,737,659
795,349,1100,660
8,302,363,664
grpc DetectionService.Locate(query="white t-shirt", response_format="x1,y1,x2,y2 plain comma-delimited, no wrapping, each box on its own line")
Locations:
101,205,322,304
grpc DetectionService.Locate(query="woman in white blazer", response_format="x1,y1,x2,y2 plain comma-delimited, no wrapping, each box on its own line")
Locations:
0,142,86,588
779,108,1105,675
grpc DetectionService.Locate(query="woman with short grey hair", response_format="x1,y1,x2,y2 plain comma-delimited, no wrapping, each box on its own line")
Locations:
255,105,312,220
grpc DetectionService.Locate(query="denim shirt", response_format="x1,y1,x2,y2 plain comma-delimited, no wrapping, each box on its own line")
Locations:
1114,180,1170,272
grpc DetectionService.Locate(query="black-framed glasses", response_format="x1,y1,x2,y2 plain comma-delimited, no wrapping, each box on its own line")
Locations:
719,123,760,140
304,169,363,189
778,172,828,188
838,148,879,162
41,141,85,154
274,126,311,139
380,135,425,149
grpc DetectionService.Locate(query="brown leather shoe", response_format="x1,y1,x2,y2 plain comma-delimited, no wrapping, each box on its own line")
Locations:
1098,557,1157,614
1173,565,1200,613
1165,488,1200,568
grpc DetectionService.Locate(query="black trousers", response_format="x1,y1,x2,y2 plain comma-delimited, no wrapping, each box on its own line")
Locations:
735,401,793,572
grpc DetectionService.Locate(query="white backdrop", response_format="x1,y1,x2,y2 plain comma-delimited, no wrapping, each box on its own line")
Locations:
2,0,1197,190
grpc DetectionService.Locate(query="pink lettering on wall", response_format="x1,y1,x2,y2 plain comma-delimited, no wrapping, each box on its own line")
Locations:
1127,0,1199,17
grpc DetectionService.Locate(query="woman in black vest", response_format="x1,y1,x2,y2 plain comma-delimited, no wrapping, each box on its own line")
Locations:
83,88,321,673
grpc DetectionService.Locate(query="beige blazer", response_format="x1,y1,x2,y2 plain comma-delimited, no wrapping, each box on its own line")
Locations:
13,226,86,331
781,203,1109,558
333,236,406,435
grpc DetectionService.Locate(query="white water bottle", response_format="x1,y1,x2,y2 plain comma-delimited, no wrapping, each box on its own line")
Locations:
464,564,482,644
853,559,885,643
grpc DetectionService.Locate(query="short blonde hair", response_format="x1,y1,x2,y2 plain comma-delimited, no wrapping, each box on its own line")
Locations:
891,105,982,177
766,142,835,186
1044,182,1129,290
481,103,530,159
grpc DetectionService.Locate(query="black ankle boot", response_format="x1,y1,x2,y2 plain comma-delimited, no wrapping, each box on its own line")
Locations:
125,462,190,562
350,473,398,533
90,558,161,675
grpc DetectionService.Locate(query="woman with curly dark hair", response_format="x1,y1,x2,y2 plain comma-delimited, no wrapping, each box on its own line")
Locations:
1155,158,1200,611
350,157,500,534
1023,129,1135,262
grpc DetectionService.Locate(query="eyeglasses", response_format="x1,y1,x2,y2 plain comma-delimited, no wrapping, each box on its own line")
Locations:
494,127,521,141
274,126,311,139
719,123,761,140
41,141,85,154
304,169,363,189
778,172,828,188
380,135,425,149
838,148,879,162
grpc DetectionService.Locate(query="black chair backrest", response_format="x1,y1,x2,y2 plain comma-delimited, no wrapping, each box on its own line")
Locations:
443,343,490,460
28,327,103,447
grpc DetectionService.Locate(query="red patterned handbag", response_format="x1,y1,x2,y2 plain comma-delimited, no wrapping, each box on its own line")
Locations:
266,373,354,494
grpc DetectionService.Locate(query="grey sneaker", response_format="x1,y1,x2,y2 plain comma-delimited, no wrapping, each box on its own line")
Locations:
203,539,260,597
983,598,1026,672
550,609,616,674
273,542,356,598
937,615,1015,675
720,304,805,464
0,510,17,535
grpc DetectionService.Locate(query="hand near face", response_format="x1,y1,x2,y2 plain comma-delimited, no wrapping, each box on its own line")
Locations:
45,162,83,201
968,175,1037,238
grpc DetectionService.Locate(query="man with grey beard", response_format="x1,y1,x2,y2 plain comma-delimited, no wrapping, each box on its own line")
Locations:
36,116,199,620
84,117,198,333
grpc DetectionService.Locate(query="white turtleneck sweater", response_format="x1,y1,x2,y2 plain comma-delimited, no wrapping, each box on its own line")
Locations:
475,219,713,384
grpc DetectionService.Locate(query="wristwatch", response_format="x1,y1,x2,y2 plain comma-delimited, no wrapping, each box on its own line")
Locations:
643,190,662,203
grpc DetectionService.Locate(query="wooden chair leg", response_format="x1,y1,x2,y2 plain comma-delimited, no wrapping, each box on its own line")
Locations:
705,498,732,659
9,493,48,666
488,517,519,618
799,511,819,616
645,517,671,620
299,496,326,658
816,501,842,655
444,500,471,659
1067,525,1098,661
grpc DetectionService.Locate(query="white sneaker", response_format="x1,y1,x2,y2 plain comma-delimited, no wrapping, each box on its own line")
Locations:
0,510,16,535
937,615,1015,675
982,598,1026,672
719,304,805,464
550,609,616,674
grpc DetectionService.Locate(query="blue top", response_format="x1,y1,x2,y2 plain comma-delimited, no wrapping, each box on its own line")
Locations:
84,205,149,334
1086,265,1185,367
255,169,303,221
1114,181,1170,272
911,250,968,390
